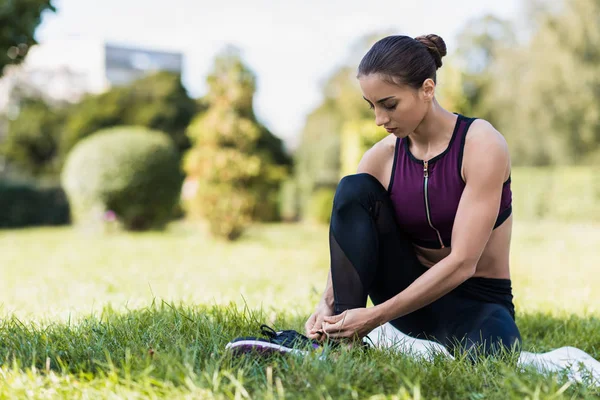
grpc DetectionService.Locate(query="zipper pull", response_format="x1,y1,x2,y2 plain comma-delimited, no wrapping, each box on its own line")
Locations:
423,160,429,178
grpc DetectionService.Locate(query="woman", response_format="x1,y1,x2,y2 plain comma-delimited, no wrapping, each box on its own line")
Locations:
304,34,521,358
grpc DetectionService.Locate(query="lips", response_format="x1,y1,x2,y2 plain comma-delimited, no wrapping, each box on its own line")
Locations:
385,127,397,133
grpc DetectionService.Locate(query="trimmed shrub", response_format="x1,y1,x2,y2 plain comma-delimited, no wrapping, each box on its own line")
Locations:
61,126,183,231
0,181,70,228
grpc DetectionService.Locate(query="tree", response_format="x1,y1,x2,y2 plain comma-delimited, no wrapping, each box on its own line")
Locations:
454,14,517,123
435,56,470,116
294,101,343,217
0,0,55,76
183,47,289,239
485,0,600,165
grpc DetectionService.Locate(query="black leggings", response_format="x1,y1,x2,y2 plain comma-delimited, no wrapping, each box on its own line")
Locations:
329,173,522,358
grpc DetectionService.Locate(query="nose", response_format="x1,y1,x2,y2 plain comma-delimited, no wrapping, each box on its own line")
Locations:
374,109,390,127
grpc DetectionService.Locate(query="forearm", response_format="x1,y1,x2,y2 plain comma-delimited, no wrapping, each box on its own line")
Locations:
373,255,475,324
319,270,335,309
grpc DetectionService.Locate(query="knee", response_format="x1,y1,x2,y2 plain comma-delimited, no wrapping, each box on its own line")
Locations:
334,173,385,211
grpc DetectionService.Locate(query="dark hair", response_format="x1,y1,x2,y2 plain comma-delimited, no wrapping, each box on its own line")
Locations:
357,34,447,89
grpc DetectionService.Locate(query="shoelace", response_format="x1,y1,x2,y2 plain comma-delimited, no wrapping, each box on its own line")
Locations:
260,324,318,348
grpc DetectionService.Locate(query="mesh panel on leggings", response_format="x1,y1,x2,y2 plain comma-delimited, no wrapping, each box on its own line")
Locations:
329,229,368,314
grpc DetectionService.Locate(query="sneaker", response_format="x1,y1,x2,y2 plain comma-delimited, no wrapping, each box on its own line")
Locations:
225,324,322,356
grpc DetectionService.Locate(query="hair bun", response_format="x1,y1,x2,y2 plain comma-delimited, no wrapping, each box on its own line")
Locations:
414,34,447,69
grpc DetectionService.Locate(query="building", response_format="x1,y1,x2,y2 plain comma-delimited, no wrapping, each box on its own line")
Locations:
104,43,183,87
0,37,185,114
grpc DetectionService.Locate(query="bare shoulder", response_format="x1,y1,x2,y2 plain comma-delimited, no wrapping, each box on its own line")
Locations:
357,134,397,185
463,119,511,180
465,119,508,152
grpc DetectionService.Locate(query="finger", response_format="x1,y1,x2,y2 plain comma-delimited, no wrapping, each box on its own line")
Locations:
322,320,343,333
310,317,324,334
306,331,323,340
323,314,343,324
325,330,352,339
304,322,313,335
305,314,317,332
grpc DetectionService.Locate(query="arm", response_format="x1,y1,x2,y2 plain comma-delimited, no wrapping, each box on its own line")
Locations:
320,270,334,309
372,120,510,324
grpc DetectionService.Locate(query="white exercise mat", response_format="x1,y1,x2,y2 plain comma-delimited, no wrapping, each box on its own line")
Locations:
366,323,600,386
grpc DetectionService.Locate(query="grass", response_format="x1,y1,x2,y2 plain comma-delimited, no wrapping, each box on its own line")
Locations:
0,220,599,398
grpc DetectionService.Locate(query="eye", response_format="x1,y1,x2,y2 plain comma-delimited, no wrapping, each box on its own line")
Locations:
383,103,397,111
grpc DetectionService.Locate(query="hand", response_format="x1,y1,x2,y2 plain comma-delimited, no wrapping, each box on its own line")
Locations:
305,302,334,341
321,308,378,340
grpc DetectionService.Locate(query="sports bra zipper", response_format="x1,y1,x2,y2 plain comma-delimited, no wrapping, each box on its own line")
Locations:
423,160,445,248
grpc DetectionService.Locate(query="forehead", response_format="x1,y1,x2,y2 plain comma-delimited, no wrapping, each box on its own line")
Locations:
358,74,413,101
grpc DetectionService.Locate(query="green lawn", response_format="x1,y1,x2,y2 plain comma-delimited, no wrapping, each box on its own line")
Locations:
0,220,599,398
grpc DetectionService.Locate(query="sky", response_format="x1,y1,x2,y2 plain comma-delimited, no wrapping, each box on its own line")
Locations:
34,0,522,148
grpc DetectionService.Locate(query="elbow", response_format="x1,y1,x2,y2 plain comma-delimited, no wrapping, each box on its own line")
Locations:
461,264,477,280
451,254,478,280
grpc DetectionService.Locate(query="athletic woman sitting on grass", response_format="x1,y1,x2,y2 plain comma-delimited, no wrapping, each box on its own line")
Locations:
305,34,521,358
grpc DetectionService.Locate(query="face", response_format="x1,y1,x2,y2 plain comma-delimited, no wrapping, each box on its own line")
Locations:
358,74,434,138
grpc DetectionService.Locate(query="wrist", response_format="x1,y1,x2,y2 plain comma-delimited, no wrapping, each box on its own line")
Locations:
371,303,390,327
320,294,334,310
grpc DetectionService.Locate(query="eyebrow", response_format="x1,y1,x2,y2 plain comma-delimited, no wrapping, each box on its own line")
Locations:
363,96,395,104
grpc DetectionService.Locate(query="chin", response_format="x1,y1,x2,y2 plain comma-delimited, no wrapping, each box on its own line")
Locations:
393,130,410,139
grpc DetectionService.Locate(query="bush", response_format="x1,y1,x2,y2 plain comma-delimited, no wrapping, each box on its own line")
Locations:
61,126,183,231
0,181,70,228
307,187,336,224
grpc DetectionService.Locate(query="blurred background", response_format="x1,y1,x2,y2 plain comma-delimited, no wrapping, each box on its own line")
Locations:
0,0,598,320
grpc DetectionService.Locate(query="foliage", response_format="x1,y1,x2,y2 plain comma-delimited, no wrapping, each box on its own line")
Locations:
61,71,198,158
454,14,517,123
294,61,378,218
1,71,199,181
278,178,300,222
184,47,289,240
340,118,388,177
294,101,343,218
61,126,183,231
0,0,55,76
456,0,600,165
0,96,67,178
307,187,336,224
0,180,69,227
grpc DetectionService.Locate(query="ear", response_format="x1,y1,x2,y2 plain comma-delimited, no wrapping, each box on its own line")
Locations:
420,78,435,102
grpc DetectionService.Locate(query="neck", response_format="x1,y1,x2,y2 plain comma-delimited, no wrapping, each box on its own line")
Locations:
409,99,457,148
